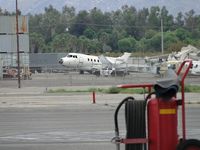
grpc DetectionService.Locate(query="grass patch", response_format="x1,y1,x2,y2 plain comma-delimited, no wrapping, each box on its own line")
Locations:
47,86,148,94
48,88,89,93
183,85,200,93
47,85,200,94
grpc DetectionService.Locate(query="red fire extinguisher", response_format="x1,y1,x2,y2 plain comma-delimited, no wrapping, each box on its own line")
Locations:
112,60,200,150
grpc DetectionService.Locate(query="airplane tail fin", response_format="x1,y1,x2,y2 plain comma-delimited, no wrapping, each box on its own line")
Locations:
117,52,131,62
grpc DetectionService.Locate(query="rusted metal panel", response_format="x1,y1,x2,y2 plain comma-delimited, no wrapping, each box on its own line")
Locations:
0,34,29,53
0,16,29,34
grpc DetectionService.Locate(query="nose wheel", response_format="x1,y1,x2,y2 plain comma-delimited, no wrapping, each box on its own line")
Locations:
59,59,63,64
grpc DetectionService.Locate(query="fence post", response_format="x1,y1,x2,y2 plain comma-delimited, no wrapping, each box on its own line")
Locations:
92,91,96,104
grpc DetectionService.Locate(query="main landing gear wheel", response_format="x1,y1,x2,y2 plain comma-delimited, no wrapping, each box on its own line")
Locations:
177,139,200,150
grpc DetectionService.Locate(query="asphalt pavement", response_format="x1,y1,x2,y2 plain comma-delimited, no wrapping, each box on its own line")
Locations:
0,72,200,150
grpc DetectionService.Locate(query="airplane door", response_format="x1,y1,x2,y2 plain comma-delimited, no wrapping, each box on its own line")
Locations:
79,57,84,66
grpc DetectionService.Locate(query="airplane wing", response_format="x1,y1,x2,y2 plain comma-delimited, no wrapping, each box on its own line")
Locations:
98,55,113,68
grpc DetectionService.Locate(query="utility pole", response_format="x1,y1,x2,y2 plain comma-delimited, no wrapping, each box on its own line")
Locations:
161,17,164,54
16,0,21,88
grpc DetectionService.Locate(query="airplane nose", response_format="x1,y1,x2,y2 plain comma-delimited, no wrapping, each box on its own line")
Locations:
59,59,63,64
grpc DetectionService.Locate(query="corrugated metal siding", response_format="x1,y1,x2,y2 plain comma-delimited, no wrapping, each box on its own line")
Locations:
0,53,29,67
0,58,3,79
0,34,29,53
29,53,66,68
0,16,29,34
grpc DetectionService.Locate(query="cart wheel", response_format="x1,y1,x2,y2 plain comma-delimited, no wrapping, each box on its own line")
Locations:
177,139,200,150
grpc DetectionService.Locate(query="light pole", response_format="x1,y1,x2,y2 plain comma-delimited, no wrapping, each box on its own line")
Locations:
16,0,21,88
161,17,164,54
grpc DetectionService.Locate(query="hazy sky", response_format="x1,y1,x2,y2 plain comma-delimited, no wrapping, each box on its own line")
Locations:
0,0,199,15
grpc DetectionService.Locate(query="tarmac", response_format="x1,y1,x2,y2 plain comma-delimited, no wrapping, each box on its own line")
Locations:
0,72,200,108
0,86,199,108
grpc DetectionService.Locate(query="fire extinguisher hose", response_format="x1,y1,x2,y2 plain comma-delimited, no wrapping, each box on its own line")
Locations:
114,97,135,150
125,100,147,150
113,93,153,150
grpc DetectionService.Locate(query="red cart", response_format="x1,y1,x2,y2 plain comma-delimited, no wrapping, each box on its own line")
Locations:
113,60,200,150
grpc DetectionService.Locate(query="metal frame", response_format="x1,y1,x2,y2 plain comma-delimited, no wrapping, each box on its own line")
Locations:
115,60,193,147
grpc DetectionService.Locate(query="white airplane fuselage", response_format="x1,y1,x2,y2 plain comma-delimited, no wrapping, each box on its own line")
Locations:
58,52,131,75
59,53,102,71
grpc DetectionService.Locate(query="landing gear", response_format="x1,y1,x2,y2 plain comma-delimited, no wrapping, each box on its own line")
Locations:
79,70,84,74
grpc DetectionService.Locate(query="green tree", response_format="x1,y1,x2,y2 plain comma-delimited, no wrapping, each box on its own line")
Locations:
145,29,157,39
121,5,137,37
147,33,161,51
68,35,78,52
70,10,90,36
89,7,112,32
161,6,174,31
87,39,102,53
29,14,43,33
29,32,46,53
148,6,160,30
51,33,78,52
98,31,110,45
164,31,179,50
136,8,149,39
26,5,200,53
51,33,68,52
118,37,136,52
175,12,184,27
40,5,61,43
76,36,90,53
185,9,195,31
83,28,96,39
175,28,191,41
57,5,76,34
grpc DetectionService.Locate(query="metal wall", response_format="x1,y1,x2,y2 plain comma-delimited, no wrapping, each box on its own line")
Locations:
0,34,29,53
0,16,29,53
29,53,66,67
0,16,29,34
29,53,66,72
0,58,3,79
0,53,29,67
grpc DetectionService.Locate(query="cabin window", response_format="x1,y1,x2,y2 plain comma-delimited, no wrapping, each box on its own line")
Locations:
97,60,99,62
91,59,93,61
88,58,90,61
94,59,96,62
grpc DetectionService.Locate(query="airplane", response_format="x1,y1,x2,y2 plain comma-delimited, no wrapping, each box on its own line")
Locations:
58,52,131,76
154,59,200,76
190,60,200,75
145,45,200,76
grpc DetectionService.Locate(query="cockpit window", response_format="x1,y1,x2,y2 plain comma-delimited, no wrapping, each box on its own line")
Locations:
67,55,72,58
